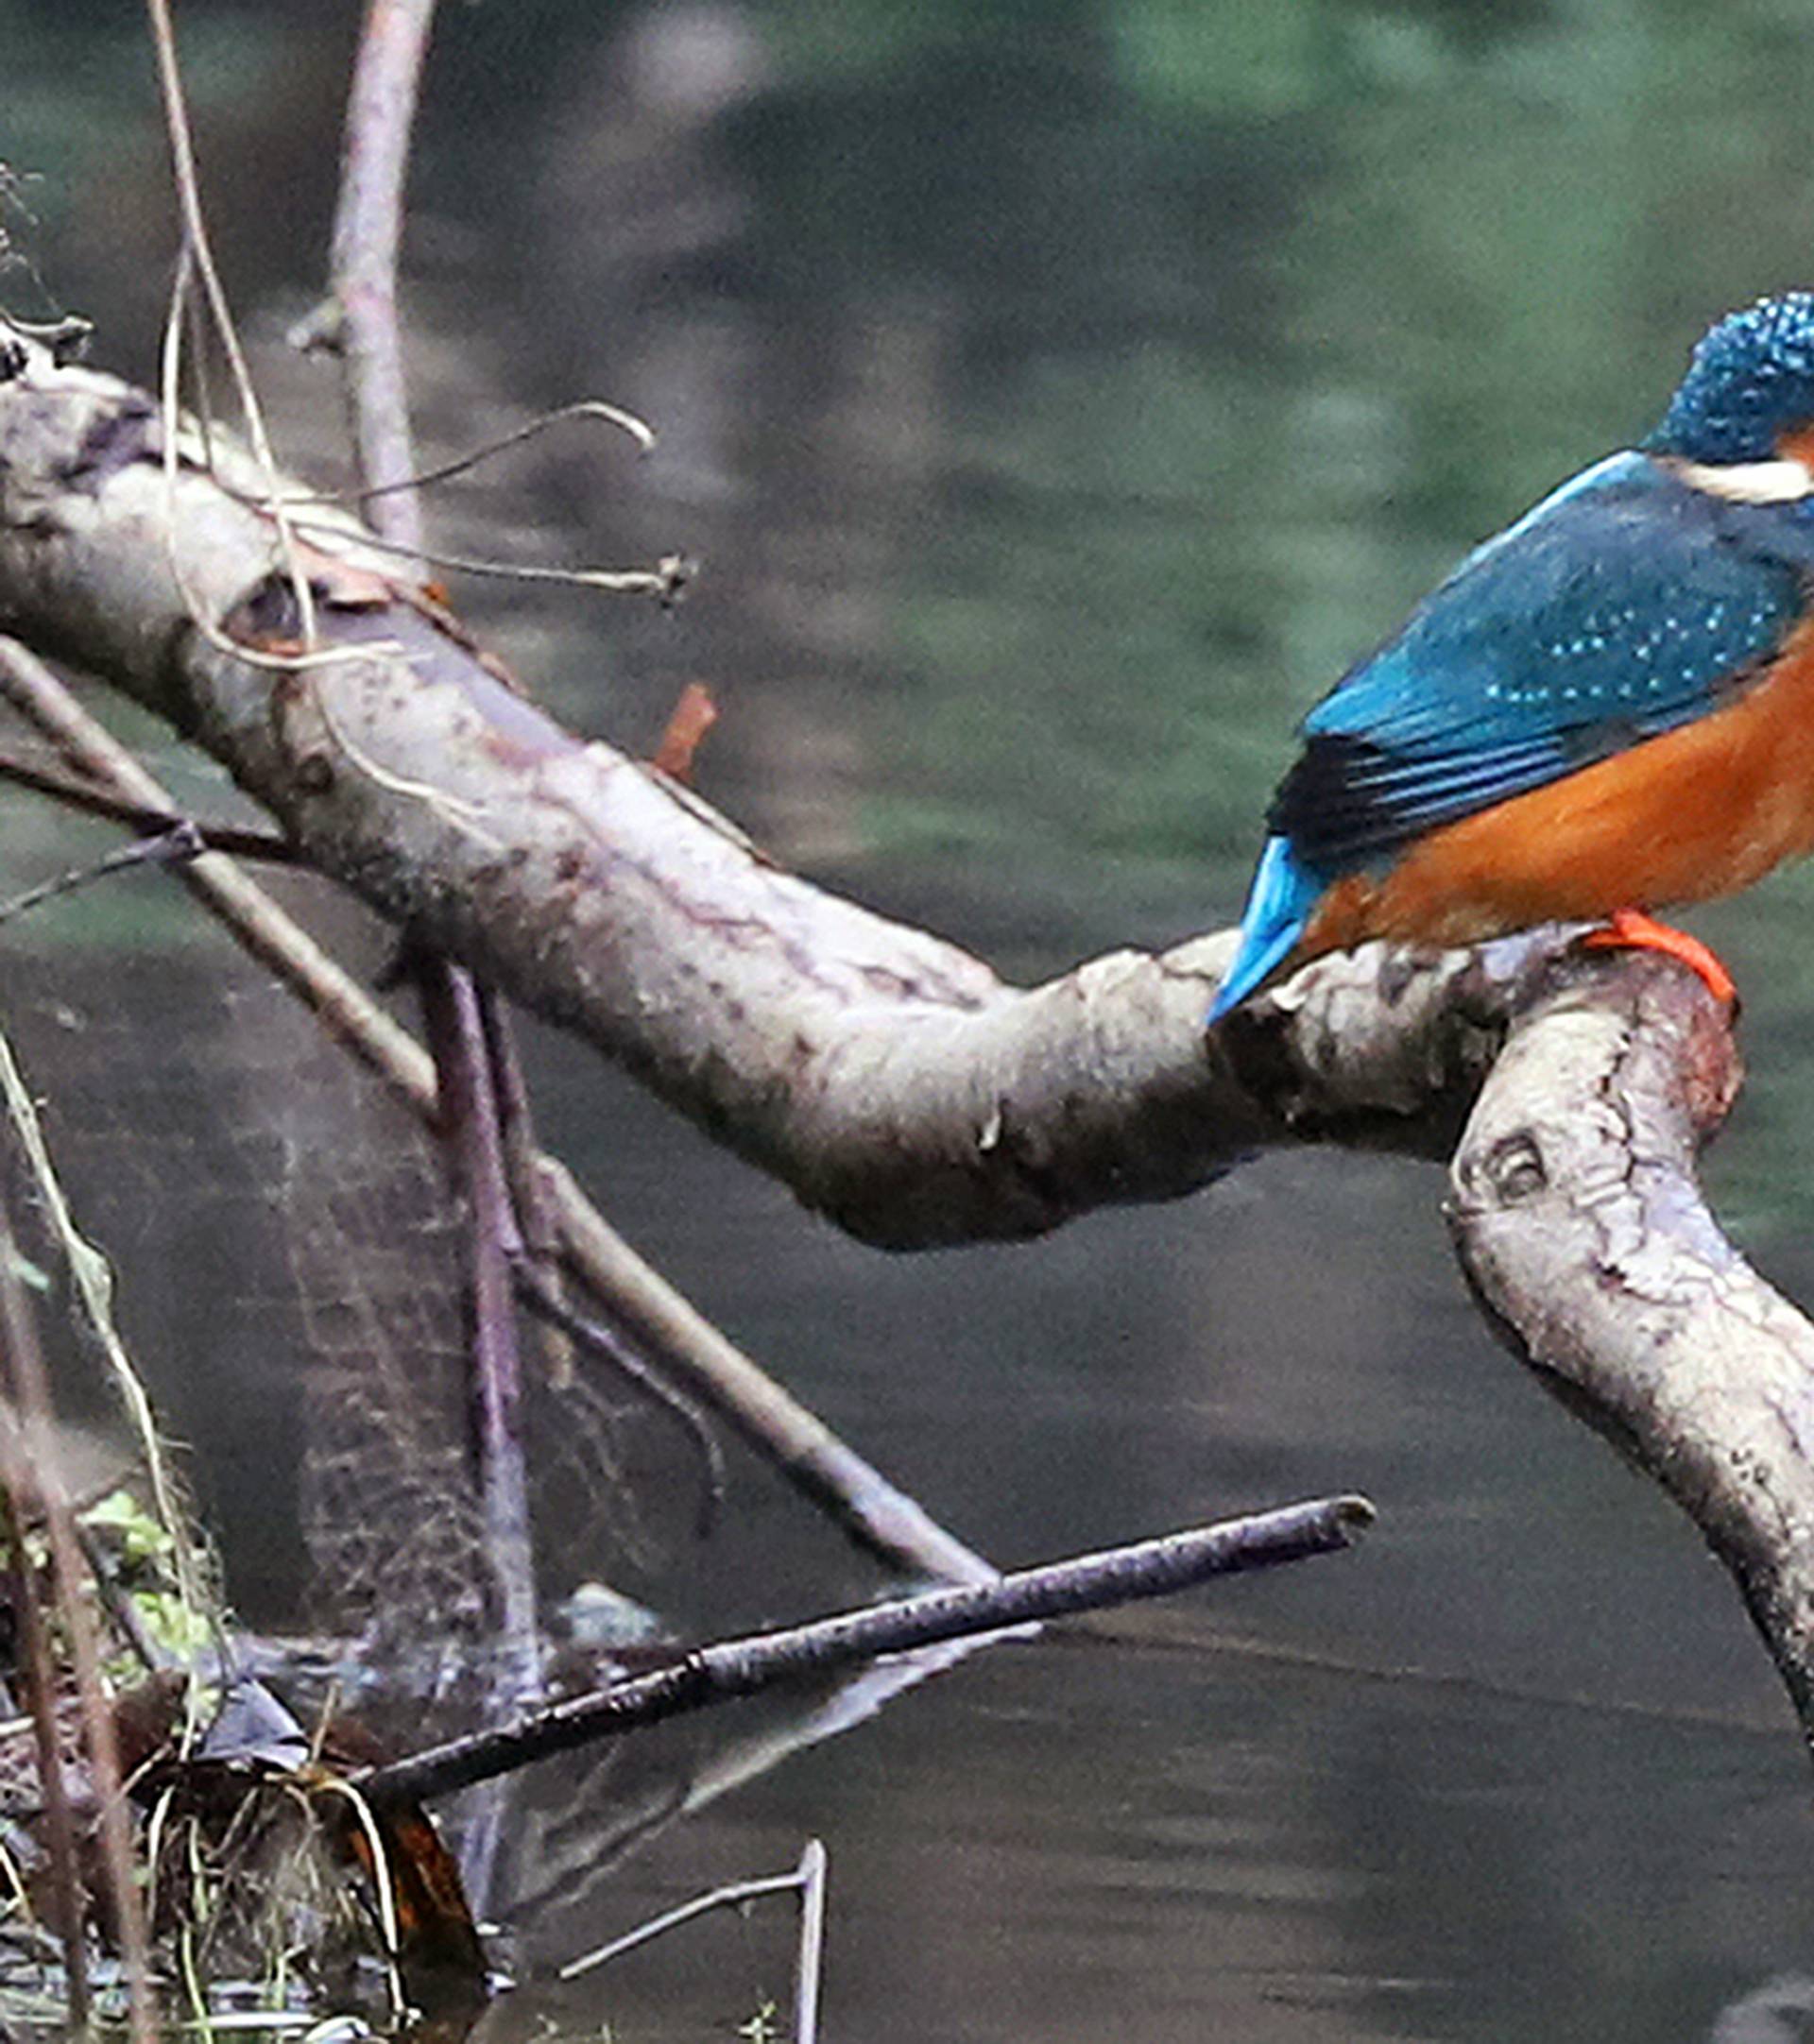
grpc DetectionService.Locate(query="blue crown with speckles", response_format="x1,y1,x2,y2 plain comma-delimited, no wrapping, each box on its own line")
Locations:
1646,293,1814,464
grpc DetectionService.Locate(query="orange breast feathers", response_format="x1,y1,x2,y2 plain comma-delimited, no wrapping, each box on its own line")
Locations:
1302,613,1814,958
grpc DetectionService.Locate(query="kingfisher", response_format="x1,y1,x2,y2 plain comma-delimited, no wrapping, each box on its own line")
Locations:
1210,292,1814,1022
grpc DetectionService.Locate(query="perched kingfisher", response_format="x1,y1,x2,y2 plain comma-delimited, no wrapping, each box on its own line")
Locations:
1210,293,1814,1021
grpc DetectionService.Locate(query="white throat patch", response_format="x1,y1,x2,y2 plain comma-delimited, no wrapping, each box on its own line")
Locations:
1672,454,1814,503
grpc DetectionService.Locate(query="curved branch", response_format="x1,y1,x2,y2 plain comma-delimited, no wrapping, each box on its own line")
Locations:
1448,952,1814,1720
0,325,1586,1247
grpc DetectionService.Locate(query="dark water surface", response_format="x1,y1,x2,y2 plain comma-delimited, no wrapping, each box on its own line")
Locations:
12,4,1814,2037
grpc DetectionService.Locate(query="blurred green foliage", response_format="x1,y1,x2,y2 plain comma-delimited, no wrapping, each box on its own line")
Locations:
740,0,1814,910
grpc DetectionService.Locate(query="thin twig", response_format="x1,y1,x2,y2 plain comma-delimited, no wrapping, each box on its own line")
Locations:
73,1519,165,1677
235,399,657,506
324,0,436,562
542,1156,999,1586
0,639,436,1115
559,1862,805,1980
276,518,693,598
0,821,206,928
793,1836,827,2044
0,749,299,861
325,0,546,1817
0,1472,86,2020
318,18,547,1936
416,962,540,1697
356,1496,1375,1806
351,396,655,485
481,993,574,1384
144,0,317,643
0,920,209,1642
511,1254,725,1537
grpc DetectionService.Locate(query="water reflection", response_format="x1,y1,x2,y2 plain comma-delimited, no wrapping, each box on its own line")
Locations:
11,2,1814,2037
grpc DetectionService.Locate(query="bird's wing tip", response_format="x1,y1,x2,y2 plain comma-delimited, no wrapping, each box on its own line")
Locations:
1208,836,1323,1022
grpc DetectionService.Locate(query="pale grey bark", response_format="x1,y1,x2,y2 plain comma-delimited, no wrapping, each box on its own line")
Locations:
1449,961,1814,1723
0,318,1552,1247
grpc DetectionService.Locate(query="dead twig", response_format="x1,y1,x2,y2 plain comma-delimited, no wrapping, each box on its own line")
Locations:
416,962,539,1696
560,1832,829,2040
356,1495,1374,1806
794,1834,827,2044
321,15,547,1883
272,516,693,599
510,1253,725,1537
263,397,658,494
481,990,574,1384
0,750,298,861
0,1439,86,2019
541,1156,998,1584
559,1850,809,1979
317,0,436,564
144,0,317,646
0,820,205,929
0,762,209,1641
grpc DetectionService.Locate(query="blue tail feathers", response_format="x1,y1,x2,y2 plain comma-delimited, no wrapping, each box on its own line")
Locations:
1209,835,1325,1021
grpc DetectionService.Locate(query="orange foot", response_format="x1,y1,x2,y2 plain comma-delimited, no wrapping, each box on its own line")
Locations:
1579,907,1737,1005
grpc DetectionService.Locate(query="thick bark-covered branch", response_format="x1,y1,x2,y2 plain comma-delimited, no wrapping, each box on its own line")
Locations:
0,322,1551,1247
1448,953,1814,1724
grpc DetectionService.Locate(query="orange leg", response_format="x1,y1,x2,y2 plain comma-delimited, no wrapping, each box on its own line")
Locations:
1579,908,1737,1005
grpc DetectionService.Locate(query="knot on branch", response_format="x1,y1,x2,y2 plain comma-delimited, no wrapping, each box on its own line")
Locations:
1447,956,1743,1267
1477,1131,1548,1205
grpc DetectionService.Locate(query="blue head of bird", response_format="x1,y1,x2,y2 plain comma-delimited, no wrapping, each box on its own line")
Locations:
1647,292,1814,475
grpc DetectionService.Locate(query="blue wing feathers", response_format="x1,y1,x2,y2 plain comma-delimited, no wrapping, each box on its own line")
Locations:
1212,444,1814,1017
1273,453,1804,871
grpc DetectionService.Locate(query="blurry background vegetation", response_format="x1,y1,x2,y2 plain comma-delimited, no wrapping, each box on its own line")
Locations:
12,0,1814,919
